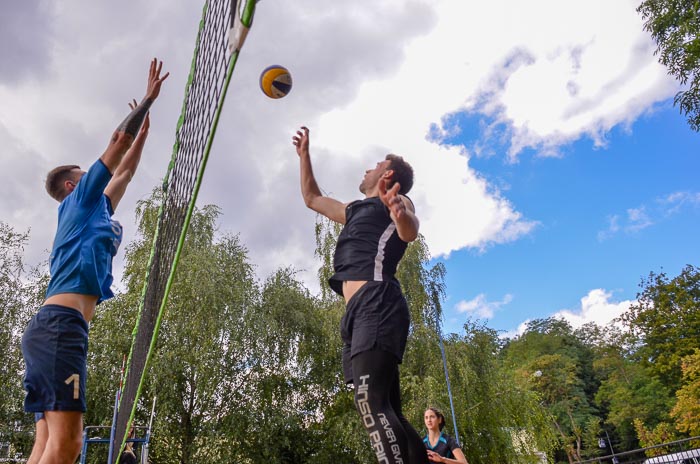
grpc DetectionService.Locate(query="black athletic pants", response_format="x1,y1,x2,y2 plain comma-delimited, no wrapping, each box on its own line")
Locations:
352,349,428,464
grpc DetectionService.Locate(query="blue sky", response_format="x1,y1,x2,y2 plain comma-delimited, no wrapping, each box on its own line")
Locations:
438,102,700,335
1,0,698,336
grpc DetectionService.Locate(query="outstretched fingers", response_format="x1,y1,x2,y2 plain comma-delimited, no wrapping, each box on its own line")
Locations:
292,126,309,143
156,61,169,84
146,58,169,101
292,126,309,154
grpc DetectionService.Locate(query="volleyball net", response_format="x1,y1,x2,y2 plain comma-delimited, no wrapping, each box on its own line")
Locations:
109,1,257,461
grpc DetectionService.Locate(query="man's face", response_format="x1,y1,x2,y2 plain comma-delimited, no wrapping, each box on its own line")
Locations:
359,159,391,194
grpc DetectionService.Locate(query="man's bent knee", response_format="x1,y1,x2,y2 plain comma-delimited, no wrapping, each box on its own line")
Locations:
44,435,82,464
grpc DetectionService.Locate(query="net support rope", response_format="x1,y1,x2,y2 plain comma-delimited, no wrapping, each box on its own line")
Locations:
109,1,257,461
430,274,460,445
437,325,460,445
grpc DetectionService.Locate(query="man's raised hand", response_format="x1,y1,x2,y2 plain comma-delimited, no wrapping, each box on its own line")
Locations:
292,126,310,157
145,58,169,101
379,178,406,220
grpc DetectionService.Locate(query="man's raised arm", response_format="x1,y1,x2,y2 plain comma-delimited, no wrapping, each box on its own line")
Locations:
292,126,347,224
104,99,150,211
100,58,169,174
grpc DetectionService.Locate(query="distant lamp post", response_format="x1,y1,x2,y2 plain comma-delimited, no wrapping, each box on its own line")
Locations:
600,430,619,464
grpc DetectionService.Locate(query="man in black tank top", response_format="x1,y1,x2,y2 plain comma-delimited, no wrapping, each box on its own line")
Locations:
293,126,428,464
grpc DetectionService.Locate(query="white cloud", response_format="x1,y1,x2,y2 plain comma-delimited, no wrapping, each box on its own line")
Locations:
657,191,700,215
626,206,654,232
432,0,677,161
455,293,513,319
503,289,635,339
500,319,532,340
0,0,679,291
598,191,700,240
552,288,634,329
598,205,654,240
597,214,621,241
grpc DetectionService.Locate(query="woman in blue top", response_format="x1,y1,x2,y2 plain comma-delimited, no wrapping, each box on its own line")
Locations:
21,58,168,464
424,408,469,463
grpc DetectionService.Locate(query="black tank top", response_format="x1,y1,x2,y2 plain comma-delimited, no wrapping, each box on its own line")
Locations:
329,196,410,296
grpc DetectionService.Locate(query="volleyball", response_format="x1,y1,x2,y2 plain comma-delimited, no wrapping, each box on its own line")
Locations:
259,65,292,99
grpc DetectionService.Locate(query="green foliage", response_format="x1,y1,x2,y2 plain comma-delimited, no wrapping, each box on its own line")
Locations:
0,222,48,459
0,223,31,426
634,418,681,454
86,198,370,463
2,201,697,464
447,322,556,464
581,417,603,459
593,336,674,450
502,319,601,462
313,218,343,304
670,349,700,436
638,0,700,131
622,265,700,391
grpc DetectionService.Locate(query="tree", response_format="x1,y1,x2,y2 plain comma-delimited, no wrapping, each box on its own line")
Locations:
88,199,364,463
634,418,680,455
638,0,700,131
0,223,31,428
87,199,251,462
503,318,602,463
448,322,556,464
621,265,700,391
670,349,700,436
593,334,674,451
0,222,48,459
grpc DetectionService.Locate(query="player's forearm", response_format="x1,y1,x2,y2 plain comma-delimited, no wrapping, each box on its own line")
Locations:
115,129,148,178
299,153,323,207
395,209,419,242
102,99,152,173
116,97,153,138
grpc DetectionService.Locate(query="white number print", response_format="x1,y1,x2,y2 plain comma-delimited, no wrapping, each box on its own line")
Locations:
64,374,80,400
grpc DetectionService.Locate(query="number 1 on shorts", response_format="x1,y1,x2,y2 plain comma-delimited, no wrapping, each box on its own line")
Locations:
65,374,79,400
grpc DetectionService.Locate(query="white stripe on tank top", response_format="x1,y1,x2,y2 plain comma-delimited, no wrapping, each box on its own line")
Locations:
374,223,396,281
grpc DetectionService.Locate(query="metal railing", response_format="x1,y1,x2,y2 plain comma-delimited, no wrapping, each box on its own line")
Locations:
577,436,700,464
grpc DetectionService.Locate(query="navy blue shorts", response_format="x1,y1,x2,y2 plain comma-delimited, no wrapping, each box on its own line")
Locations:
22,304,89,413
340,281,410,383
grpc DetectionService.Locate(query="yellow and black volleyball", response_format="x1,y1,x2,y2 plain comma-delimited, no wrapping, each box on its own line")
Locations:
259,65,292,99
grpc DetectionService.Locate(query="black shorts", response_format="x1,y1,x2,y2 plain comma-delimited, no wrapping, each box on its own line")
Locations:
340,281,410,383
22,304,89,413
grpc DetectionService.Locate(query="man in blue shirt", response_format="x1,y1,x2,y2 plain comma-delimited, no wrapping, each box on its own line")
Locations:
21,58,168,464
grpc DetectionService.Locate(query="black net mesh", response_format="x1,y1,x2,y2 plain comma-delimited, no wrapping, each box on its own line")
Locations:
110,1,239,460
